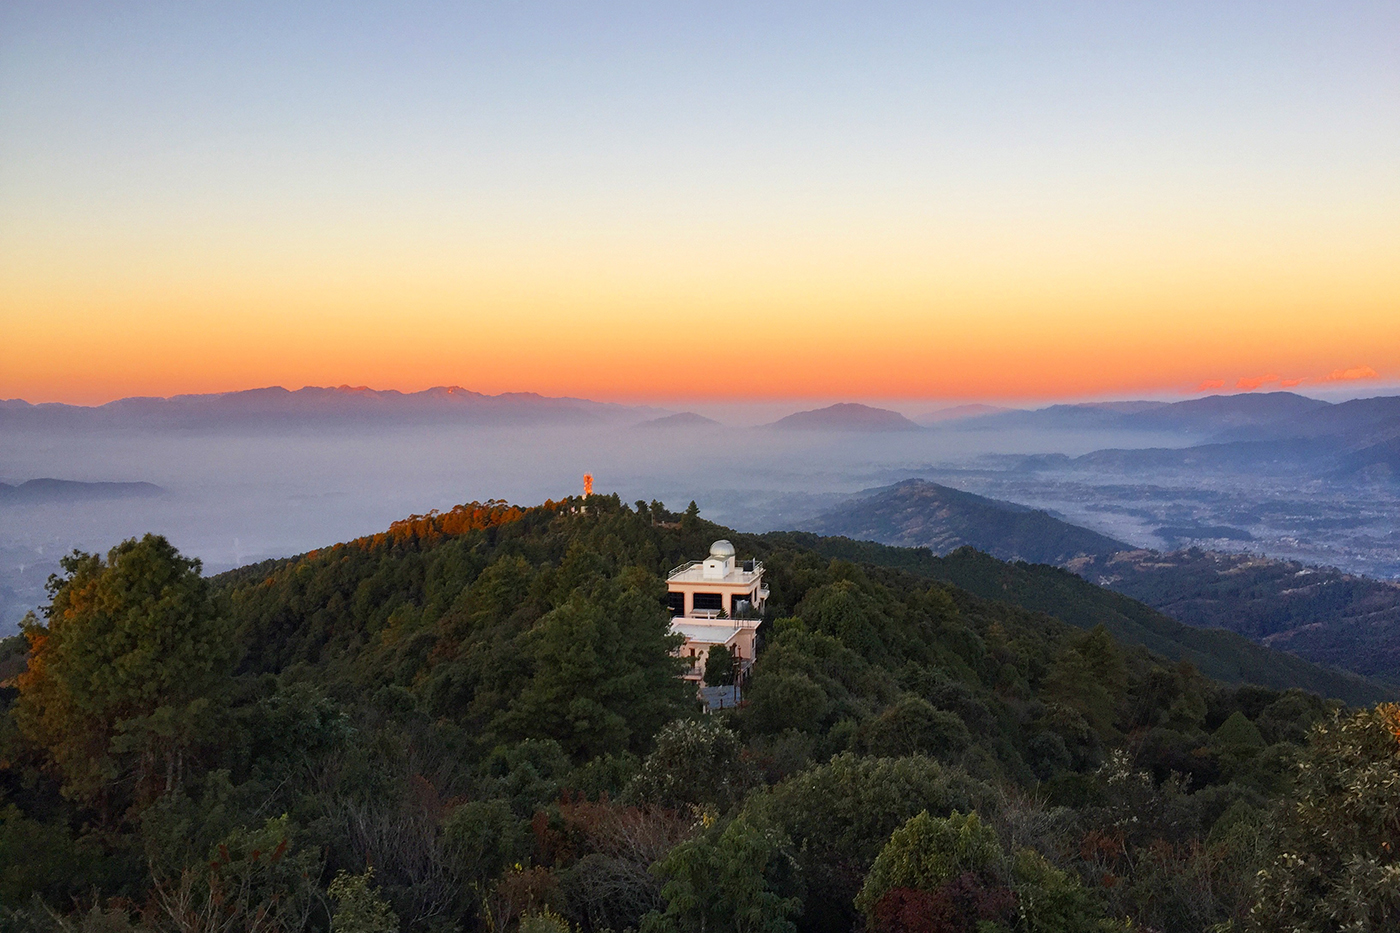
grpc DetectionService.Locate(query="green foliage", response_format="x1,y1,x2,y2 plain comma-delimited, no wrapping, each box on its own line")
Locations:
1009,848,1123,933
14,536,235,816
0,495,1377,933
645,816,799,933
626,719,756,812
1042,626,1127,736
745,754,993,932
1245,703,1400,931
857,811,1122,933
329,868,400,933
442,799,528,892
148,814,324,933
492,571,691,759
776,534,1388,705
863,697,972,760
519,908,573,933
855,810,1003,918
704,644,737,686
0,804,97,906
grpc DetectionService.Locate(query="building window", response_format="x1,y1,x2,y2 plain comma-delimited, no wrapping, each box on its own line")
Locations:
668,592,686,616
693,593,723,611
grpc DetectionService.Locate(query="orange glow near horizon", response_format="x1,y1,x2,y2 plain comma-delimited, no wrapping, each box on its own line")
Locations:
3,5,1397,407
3,243,1397,405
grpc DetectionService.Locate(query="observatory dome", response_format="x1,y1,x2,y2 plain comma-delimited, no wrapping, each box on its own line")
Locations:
709,540,736,560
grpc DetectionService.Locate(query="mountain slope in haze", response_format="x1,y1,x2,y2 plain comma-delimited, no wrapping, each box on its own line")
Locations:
0,479,164,504
632,412,721,429
764,531,1389,706
765,402,921,432
914,404,1013,424
0,385,665,429
959,391,1333,436
801,478,1400,686
803,478,1130,565
984,393,1400,482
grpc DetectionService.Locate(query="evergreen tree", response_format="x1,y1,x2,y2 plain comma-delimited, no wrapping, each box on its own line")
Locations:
14,535,235,820
705,644,737,686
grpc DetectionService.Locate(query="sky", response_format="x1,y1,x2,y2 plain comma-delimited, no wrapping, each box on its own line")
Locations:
2,1,1397,405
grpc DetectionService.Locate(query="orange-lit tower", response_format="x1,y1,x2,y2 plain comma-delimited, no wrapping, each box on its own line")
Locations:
583,473,593,497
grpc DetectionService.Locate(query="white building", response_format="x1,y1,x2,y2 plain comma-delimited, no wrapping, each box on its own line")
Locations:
667,540,768,684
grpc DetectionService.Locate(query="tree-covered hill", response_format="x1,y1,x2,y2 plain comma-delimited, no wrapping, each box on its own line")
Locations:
801,479,1400,686
801,479,1131,566
1,494,1396,933
764,533,1390,706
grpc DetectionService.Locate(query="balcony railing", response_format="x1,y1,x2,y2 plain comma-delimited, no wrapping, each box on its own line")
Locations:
666,559,765,581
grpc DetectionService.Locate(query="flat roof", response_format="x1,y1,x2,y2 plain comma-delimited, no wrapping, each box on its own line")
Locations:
671,621,743,643
667,561,764,586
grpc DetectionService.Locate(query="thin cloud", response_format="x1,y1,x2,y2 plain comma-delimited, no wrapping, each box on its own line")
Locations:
1228,366,1380,392
1195,379,1226,391
1320,366,1380,383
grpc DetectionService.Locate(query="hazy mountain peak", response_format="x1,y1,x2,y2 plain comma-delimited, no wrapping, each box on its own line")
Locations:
766,402,921,432
633,412,721,429
802,478,1129,564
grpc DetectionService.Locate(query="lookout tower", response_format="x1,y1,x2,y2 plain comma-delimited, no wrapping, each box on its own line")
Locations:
666,540,768,684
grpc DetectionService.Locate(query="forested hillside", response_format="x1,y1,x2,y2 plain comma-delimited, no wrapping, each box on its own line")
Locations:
2,495,1397,933
804,479,1400,685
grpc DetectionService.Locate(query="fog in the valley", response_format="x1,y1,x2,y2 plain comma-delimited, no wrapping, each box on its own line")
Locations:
3,401,1398,632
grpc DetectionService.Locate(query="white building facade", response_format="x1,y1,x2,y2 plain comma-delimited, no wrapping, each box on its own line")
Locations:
666,540,768,684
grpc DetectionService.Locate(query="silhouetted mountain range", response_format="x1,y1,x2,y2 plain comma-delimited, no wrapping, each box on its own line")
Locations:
632,412,721,429
964,393,1400,482
0,386,666,428
765,403,921,432
0,479,164,504
798,478,1400,685
913,404,1012,424
960,392,1334,435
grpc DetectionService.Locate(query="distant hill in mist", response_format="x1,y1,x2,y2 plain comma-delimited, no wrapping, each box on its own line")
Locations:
959,391,1333,434
937,392,1399,483
799,477,1400,685
1017,395,1400,482
0,386,667,429
914,403,1014,424
766,402,921,432
632,412,721,429
0,479,164,504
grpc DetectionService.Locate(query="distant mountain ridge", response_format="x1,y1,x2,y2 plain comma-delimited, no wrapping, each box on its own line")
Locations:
957,392,1334,435
765,402,921,432
632,412,721,429
799,478,1400,686
0,479,164,504
955,392,1400,482
914,404,1013,425
0,385,667,428
802,479,1130,565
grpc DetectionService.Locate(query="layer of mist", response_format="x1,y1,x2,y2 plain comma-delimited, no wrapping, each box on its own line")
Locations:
3,390,1397,632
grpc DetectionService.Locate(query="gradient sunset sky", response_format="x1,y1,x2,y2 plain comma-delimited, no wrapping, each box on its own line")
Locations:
2,2,1397,405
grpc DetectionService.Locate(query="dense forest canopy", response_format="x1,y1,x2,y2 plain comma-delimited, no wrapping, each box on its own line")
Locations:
1,495,1397,933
